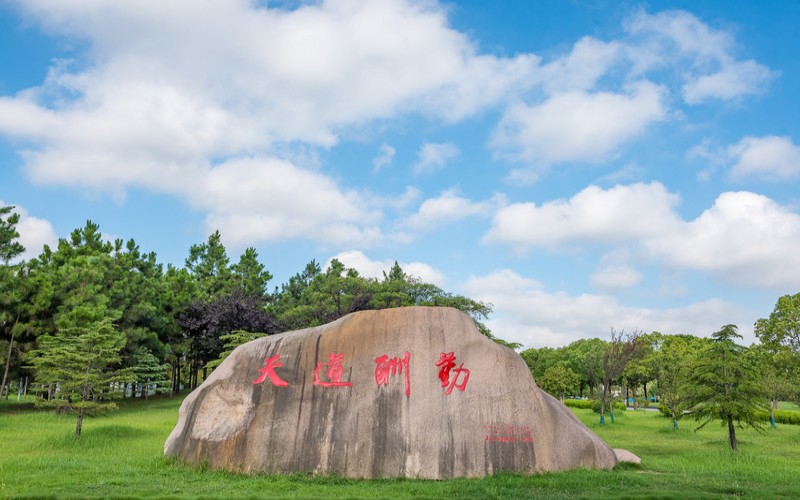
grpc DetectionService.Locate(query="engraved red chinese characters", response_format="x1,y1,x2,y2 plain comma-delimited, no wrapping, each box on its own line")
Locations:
435,351,470,395
252,354,289,387
313,352,353,388
375,351,411,397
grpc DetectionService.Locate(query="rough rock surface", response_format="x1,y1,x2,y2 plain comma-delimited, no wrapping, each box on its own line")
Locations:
165,306,620,478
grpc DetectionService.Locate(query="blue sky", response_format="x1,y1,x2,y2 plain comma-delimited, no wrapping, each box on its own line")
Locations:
2,0,799,348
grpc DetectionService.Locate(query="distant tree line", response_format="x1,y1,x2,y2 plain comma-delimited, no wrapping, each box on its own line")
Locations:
0,207,504,437
521,310,800,450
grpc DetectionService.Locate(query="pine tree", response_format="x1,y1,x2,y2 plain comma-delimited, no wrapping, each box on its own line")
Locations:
132,348,171,401
30,318,132,438
683,325,767,451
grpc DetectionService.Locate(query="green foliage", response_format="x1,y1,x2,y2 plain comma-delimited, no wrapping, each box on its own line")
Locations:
539,364,580,401
208,330,267,368
0,205,25,264
132,348,171,400
754,409,800,426
683,325,768,450
561,399,625,412
270,259,507,346
659,403,800,426
231,247,273,298
28,317,133,437
755,292,800,354
185,230,232,299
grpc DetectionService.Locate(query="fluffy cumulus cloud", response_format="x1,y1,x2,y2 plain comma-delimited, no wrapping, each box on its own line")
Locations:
483,182,681,250
0,201,58,261
0,0,539,247
198,157,383,248
491,81,667,168
489,9,774,170
485,182,800,290
328,250,446,286
624,9,776,104
727,136,800,182
646,191,800,288
462,269,753,348
404,189,504,232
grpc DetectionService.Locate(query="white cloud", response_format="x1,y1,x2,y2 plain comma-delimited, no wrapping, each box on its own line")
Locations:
462,269,753,348
624,10,776,103
727,136,800,182
372,143,396,174
412,142,460,175
682,59,776,104
483,182,681,250
404,189,503,232
0,0,539,247
3,0,538,185
490,81,667,167
590,265,642,291
198,157,383,248
0,202,58,261
646,191,800,288
486,182,800,290
328,250,446,286
538,36,623,94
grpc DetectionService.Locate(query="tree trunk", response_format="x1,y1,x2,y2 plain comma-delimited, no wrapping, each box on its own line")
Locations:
600,387,607,425
671,404,678,429
75,406,85,438
770,400,776,428
643,382,648,402
632,385,638,410
727,414,737,451
1,329,15,400
176,359,182,395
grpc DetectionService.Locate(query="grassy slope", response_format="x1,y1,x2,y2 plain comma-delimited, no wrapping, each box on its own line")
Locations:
1,396,799,499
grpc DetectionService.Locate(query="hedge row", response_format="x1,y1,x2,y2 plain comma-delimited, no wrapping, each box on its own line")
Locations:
562,399,626,413
657,403,800,426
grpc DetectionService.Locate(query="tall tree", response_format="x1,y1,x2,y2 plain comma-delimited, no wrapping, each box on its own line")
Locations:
539,364,580,403
684,325,767,451
1,205,25,398
648,333,700,429
131,347,171,401
755,293,800,399
748,343,799,428
177,289,282,388
231,247,273,298
563,338,606,398
29,318,132,438
599,329,643,425
0,205,24,264
185,230,231,299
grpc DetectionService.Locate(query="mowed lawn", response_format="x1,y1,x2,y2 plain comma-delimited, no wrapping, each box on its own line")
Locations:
1,396,799,499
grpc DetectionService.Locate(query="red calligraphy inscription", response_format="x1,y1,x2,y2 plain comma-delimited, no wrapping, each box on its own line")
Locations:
483,424,533,443
375,352,411,397
253,354,289,387
313,352,353,388
435,352,470,395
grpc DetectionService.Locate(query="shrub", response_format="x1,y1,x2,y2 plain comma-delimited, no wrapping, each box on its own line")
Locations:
657,406,800,426
755,409,800,426
562,399,625,413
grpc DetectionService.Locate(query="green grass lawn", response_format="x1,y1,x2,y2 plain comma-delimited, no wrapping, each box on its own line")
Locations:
1,396,799,499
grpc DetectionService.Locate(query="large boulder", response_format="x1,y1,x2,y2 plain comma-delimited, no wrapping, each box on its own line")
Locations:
165,307,620,478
